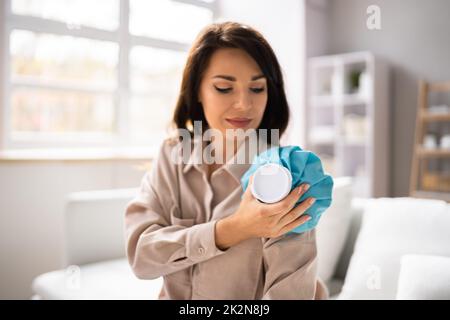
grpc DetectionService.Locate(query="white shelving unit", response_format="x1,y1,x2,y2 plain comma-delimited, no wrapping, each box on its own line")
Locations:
306,51,389,198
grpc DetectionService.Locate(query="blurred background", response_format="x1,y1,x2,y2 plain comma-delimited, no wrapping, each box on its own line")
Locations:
1,0,450,299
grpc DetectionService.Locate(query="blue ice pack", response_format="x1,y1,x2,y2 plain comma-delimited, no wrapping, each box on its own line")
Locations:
241,146,333,234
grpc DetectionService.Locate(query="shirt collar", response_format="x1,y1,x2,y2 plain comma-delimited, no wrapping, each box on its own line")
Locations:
182,136,273,184
182,138,204,174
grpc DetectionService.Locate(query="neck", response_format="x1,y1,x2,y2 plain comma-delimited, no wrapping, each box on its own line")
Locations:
212,137,245,164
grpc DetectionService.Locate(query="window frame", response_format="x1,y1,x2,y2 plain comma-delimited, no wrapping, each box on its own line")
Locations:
0,0,217,151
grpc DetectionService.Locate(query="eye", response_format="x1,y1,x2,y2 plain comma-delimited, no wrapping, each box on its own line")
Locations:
251,87,265,93
214,86,232,93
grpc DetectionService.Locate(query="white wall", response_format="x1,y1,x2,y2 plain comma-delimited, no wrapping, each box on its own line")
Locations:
303,0,330,146
304,0,329,58
218,0,305,145
0,0,7,150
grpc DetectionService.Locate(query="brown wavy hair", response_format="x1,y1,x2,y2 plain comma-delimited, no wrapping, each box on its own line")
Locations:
172,21,290,140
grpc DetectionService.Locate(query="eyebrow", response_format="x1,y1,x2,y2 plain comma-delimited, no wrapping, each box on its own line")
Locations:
212,74,266,81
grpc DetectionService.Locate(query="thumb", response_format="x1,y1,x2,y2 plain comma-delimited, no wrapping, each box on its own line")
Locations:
243,174,255,200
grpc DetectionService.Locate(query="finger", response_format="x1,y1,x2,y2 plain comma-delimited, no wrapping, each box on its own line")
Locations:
242,174,255,200
265,183,310,215
278,214,311,235
277,197,316,226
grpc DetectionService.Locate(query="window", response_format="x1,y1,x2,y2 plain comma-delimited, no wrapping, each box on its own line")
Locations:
0,0,217,150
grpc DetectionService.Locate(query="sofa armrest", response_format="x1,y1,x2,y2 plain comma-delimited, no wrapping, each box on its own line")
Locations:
333,197,372,280
63,188,138,266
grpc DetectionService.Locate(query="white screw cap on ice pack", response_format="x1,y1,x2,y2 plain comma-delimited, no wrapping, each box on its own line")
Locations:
251,163,293,203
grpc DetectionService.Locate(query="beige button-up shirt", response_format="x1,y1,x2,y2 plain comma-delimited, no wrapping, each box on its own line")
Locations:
125,138,327,299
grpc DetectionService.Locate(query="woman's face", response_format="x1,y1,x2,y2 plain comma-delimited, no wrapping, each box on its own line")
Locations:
198,48,268,137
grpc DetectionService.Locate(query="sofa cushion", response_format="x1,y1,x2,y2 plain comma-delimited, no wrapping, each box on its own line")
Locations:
32,258,163,300
396,254,450,300
338,197,450,299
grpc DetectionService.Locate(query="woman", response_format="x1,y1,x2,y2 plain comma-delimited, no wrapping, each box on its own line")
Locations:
125,22,328,300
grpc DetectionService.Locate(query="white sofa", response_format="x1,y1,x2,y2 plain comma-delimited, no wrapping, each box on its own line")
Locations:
32,188,163,300
31,179,450,299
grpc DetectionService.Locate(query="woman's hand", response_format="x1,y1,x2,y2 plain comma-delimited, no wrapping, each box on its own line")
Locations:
234,174,315,238
215,175,315,250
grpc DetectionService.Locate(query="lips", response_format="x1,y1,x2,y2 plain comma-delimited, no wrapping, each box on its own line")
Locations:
225,117,252,128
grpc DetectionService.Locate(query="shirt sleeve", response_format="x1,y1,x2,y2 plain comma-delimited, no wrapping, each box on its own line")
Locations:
261,230,320,300
124,141,227,280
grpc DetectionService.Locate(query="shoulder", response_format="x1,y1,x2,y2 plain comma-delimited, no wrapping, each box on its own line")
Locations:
157,134,198,168
142,138,183,204
152,137,183,172
151,136,196,174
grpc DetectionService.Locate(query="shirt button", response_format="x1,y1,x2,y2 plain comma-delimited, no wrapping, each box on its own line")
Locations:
198,247,205,255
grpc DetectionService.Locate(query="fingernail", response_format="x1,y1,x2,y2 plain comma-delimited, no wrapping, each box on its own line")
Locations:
297,185,303,194
306,216,311,221
309,198,316,204
304,184,310,191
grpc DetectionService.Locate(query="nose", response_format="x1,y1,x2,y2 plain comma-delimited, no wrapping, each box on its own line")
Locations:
233,90,252,111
